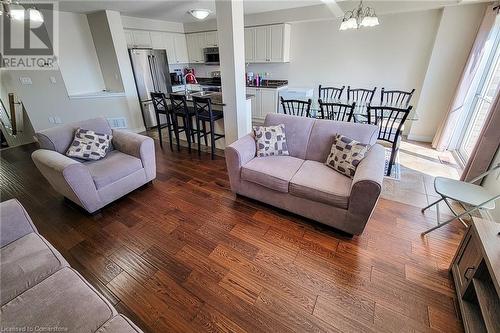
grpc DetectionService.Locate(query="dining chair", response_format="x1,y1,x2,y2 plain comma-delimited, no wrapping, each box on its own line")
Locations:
421,163,500,236
380,88,415,107
151,92,174,151
192,96,225,160
318,100,356,122
318,85,345,100
169,94,196,153
347,86,376,123
280,97,312,117
347,86,376,104
367,105,412,176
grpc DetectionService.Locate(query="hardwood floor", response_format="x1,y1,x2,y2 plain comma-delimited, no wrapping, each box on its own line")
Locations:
0,141,466,333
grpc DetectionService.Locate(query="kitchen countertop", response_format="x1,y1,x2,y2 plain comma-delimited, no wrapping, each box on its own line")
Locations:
246,80,288,89
169,91,254,106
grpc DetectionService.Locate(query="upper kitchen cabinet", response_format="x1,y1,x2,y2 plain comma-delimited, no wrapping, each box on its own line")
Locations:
186,33,204,63
245,24,290,63
205,31,218,47
124,29,152,48
173,33,189,63
244,28,255,62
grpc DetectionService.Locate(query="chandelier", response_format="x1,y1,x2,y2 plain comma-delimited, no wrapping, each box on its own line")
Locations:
339,1,379,31
0,0,44,23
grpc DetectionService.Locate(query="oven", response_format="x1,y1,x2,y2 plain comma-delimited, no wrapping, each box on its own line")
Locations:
204,47,220,65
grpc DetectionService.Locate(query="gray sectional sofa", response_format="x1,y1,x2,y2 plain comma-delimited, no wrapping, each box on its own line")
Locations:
225,113,386,235
32,117,156,213
0,199,143,332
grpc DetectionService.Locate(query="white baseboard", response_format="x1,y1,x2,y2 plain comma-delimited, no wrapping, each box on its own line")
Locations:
407,134,434,143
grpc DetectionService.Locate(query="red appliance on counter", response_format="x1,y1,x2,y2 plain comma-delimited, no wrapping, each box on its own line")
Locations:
183,68,197,83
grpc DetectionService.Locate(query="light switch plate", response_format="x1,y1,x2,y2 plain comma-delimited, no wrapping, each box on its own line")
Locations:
20,77,32,85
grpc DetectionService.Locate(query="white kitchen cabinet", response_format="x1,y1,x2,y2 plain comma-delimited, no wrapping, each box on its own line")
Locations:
150,31,164,49
186,33,204,63
205,31,218,47
163,33,176,61
244,28,255,63
245,24,290,63
124,30,135,47
247,87,281,121
254,27,268,63
173,33,189,63
131,31,152,48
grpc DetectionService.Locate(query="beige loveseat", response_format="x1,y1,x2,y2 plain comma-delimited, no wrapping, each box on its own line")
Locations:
225,113,385,235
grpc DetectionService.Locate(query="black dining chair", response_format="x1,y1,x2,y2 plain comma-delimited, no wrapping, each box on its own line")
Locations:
280,97,312,117
347,86,376,123
169,94,196,153
367,105,412,176
151,92,174,151
380,88,415,107
318,100,356,122
192,96,225,160
318,85,345,100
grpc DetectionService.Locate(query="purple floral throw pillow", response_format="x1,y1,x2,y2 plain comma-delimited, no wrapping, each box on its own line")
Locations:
325,134,370,178
66,128,112,161
253,124,289,157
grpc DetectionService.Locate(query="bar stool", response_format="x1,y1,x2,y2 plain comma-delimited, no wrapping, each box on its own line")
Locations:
192,96,224,159
151,92,173,151
170,94,196,153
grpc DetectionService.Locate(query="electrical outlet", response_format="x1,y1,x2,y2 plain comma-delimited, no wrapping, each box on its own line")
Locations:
49,76,57,84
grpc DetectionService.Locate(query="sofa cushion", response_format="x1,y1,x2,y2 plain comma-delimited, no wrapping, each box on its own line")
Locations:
66,128,112,161
96,315,143,333
254,124,289,157
1,267,116,332
264,114,315,159
86,150,143,189
241,156,304,193
325,134,371,178
0,233,68,306
290,160,352,208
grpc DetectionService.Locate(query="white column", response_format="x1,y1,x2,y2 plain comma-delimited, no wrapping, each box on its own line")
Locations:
216,0,251,145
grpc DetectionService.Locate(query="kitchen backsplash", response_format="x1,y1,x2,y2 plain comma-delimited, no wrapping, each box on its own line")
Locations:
185,63,290,80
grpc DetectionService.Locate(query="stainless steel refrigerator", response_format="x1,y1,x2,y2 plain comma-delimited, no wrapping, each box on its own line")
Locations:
129,48,172,129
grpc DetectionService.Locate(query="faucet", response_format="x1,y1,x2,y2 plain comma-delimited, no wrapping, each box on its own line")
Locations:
183,73,198,94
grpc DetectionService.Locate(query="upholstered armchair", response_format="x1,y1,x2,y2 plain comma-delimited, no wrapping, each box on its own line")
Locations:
32,118,156,213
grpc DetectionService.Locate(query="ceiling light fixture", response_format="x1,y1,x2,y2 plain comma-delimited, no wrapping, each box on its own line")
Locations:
339,1,379,31
188,9,210,20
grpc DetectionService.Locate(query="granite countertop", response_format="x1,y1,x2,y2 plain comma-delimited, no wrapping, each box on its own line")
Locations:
246,79,288,88
169,91,254,107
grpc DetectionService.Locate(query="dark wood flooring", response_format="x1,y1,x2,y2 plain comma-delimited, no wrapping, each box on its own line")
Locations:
0,140,466,333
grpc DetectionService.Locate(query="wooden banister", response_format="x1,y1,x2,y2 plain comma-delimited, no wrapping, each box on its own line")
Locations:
8,93,17,135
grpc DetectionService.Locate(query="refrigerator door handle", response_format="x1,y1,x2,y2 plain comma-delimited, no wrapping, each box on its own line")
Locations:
147,55,158,93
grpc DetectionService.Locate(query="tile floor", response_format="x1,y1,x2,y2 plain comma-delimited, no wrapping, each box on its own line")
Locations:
382,139,465,220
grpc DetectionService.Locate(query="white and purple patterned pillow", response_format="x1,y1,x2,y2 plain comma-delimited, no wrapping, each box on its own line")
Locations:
254,124,289,157
66,128,112,161
325,134,370,178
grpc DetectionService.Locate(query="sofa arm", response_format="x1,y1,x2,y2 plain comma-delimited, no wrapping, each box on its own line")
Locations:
0,199,38,248
348,144,385,233
225,134,256,192
112,130,156,181
31,150,102,213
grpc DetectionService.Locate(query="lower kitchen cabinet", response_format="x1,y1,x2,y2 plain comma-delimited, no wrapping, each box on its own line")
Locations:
247,87,284,122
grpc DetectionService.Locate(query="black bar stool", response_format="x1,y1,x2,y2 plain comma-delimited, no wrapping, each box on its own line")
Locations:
192,96,224,160
170,94,196,153
151,92,174,151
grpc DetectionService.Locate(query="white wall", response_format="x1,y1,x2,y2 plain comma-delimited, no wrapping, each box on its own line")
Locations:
58,12,105,95
408,4,486,142
1,10,145,133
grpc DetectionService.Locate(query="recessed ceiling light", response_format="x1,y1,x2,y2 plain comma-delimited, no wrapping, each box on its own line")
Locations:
188,9,210,20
